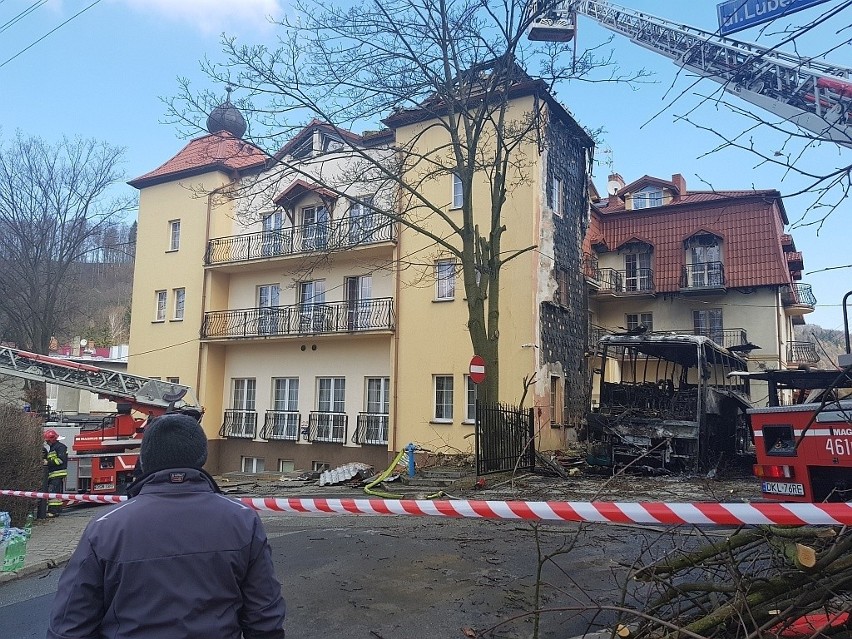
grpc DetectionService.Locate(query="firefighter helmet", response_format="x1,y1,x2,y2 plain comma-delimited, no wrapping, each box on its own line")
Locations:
43,429,60,443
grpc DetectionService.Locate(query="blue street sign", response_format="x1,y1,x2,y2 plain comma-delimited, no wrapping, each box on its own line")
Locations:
717,0,832,36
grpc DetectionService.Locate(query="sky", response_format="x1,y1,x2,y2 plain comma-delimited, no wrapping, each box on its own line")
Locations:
0,0,849,332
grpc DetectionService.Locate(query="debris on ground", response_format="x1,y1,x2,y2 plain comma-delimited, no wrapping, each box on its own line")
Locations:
318,462,374,487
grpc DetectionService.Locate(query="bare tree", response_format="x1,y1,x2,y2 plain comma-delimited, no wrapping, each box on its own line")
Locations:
167,0,647,401
0,133,134,359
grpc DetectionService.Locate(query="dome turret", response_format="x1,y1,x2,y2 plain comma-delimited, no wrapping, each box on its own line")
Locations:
206,86,247,138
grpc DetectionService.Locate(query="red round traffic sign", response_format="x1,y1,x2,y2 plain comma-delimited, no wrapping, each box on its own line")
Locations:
469,355,486,384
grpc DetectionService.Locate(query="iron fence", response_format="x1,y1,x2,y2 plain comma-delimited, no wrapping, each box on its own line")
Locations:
351,413,389,445
305,412,348,443
475,402,535,475
671,327,748,349
681,262,726,289
219,410,257,439
787,340,820,365
260,410,301,441
781,282,817,308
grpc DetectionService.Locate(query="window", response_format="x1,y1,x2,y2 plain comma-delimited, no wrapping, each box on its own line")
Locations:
230,378,257,438
552,176,563,216
262,210,284,256
686,235,723,287
346,275,372,330
301,205,329,250
168,220,181,251
626,313,653,333
257,284,280,335
452,173,463,209
434,375,453,421
46,383,59,411
632,187,663,210
435,259,456,301
349,197,376,244
550,376,564,427
270,377,299,440
316,377,346,442
299,280,327,332
166,377,180,384
554,268,570,306
173,287,185,320
624,252,652,292
364,377,390,444
241,457,265,473
312,461,330,472
278,460,295,473
154,290,167,322
693,308,723,345
465,375,477,423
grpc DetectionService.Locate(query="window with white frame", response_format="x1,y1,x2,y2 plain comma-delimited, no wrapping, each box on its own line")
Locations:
230,378,257,438
434,375,453,421
693,308,724,345
452,173,463,209
465,375,476,423
168,220,181,251
241,457,265,473
364,377,390,444
278,459,295,472
154,290,167,322
552,176,563,216
46,383,59,411
270,377,299,440
257,283,281,335
626,312,653,333
349,196,376,243
316,377,346,442
686,234,723,287
435,259,456,301
173,287,185,320
624,249,653,292
632,187,663,210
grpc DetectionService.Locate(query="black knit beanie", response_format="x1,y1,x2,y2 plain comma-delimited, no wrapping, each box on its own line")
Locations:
140,414,208,474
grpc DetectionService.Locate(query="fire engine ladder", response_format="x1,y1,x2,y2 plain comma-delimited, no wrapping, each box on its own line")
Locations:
0,346,195,411
529,0,852,148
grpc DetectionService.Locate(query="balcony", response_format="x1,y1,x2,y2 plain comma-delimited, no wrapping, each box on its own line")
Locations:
351,413,390,445
205,215,395,268
786,340,820,366
680,262,726,295
305,412,348,443
219,410,257,439
582,253,600,286
201,298,395,340
590,268,655,298
781,282,816,315
260,410,301,441
672,328,749,350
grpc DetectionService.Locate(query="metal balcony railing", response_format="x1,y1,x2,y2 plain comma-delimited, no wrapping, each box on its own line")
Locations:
202,298,395,339
351,413,389,445
680,262,726,290
260,410,301,441
787,340,820,365
205,215,395,265
672,328,748,349
781,282,817,309
219,410,257,439
305,412,348,443
594,268,654,294
582,253,599,280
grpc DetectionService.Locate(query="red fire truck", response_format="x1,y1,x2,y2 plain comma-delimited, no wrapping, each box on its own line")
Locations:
0,346,201,495
743,292,852,503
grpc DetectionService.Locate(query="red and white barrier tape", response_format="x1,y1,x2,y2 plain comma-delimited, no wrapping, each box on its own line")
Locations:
2,490,851,526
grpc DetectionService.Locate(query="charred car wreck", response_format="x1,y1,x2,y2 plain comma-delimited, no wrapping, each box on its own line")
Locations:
586,333,752,472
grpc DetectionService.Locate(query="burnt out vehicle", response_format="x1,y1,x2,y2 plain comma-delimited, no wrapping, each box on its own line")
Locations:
586,333,752,472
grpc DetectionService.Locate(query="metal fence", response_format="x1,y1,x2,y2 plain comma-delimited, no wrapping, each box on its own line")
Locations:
475,402,535,475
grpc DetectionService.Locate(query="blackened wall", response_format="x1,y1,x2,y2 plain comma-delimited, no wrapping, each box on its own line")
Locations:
540,112,591,428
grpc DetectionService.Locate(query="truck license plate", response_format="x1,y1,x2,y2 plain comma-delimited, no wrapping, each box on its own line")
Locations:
93,483,115,492
762,481,804,496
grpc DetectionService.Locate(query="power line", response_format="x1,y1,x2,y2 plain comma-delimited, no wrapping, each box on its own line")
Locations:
0,0,102,70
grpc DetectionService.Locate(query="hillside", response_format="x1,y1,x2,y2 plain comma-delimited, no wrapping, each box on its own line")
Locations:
795,323,849,367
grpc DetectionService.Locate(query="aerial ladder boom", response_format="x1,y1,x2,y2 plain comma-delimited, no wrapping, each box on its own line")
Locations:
0,345,197,413
529,0,852,147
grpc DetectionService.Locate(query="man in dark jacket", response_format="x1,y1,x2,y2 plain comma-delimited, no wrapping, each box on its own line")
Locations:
42,429,68,517
46,414,287,639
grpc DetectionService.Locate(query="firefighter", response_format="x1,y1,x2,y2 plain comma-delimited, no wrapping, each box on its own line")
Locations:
42,429,68,517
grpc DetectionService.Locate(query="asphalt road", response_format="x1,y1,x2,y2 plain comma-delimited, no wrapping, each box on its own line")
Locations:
0,512,667,639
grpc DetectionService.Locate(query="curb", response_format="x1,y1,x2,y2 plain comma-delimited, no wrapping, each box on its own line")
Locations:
0,554,71,584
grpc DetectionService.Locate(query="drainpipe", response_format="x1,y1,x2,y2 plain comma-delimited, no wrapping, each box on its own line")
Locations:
391,218,402,456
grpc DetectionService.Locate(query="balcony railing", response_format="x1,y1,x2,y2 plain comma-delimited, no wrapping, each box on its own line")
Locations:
351,413,389,445
582,253,599,281
206,215,395,266
593,268,655,295
305,412,348,443
202,298,395,339
781,282,817,312
260,410,301,441
680,262,726,291
787,340,820,365
672,327,748,349
219,410,257,439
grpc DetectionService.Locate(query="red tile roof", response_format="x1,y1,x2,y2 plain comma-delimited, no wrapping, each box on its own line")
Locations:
273,179,339,208
129,132,267,189
590,192,793,291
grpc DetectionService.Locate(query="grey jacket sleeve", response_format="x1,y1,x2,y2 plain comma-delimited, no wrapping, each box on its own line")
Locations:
238,516,286,639
46,533,105,639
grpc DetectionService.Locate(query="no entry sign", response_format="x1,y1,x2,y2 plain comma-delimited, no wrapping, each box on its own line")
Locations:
469,355,486,384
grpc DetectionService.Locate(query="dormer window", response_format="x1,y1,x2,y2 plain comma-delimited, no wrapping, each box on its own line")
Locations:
684,233,724,288
632,186,663,210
